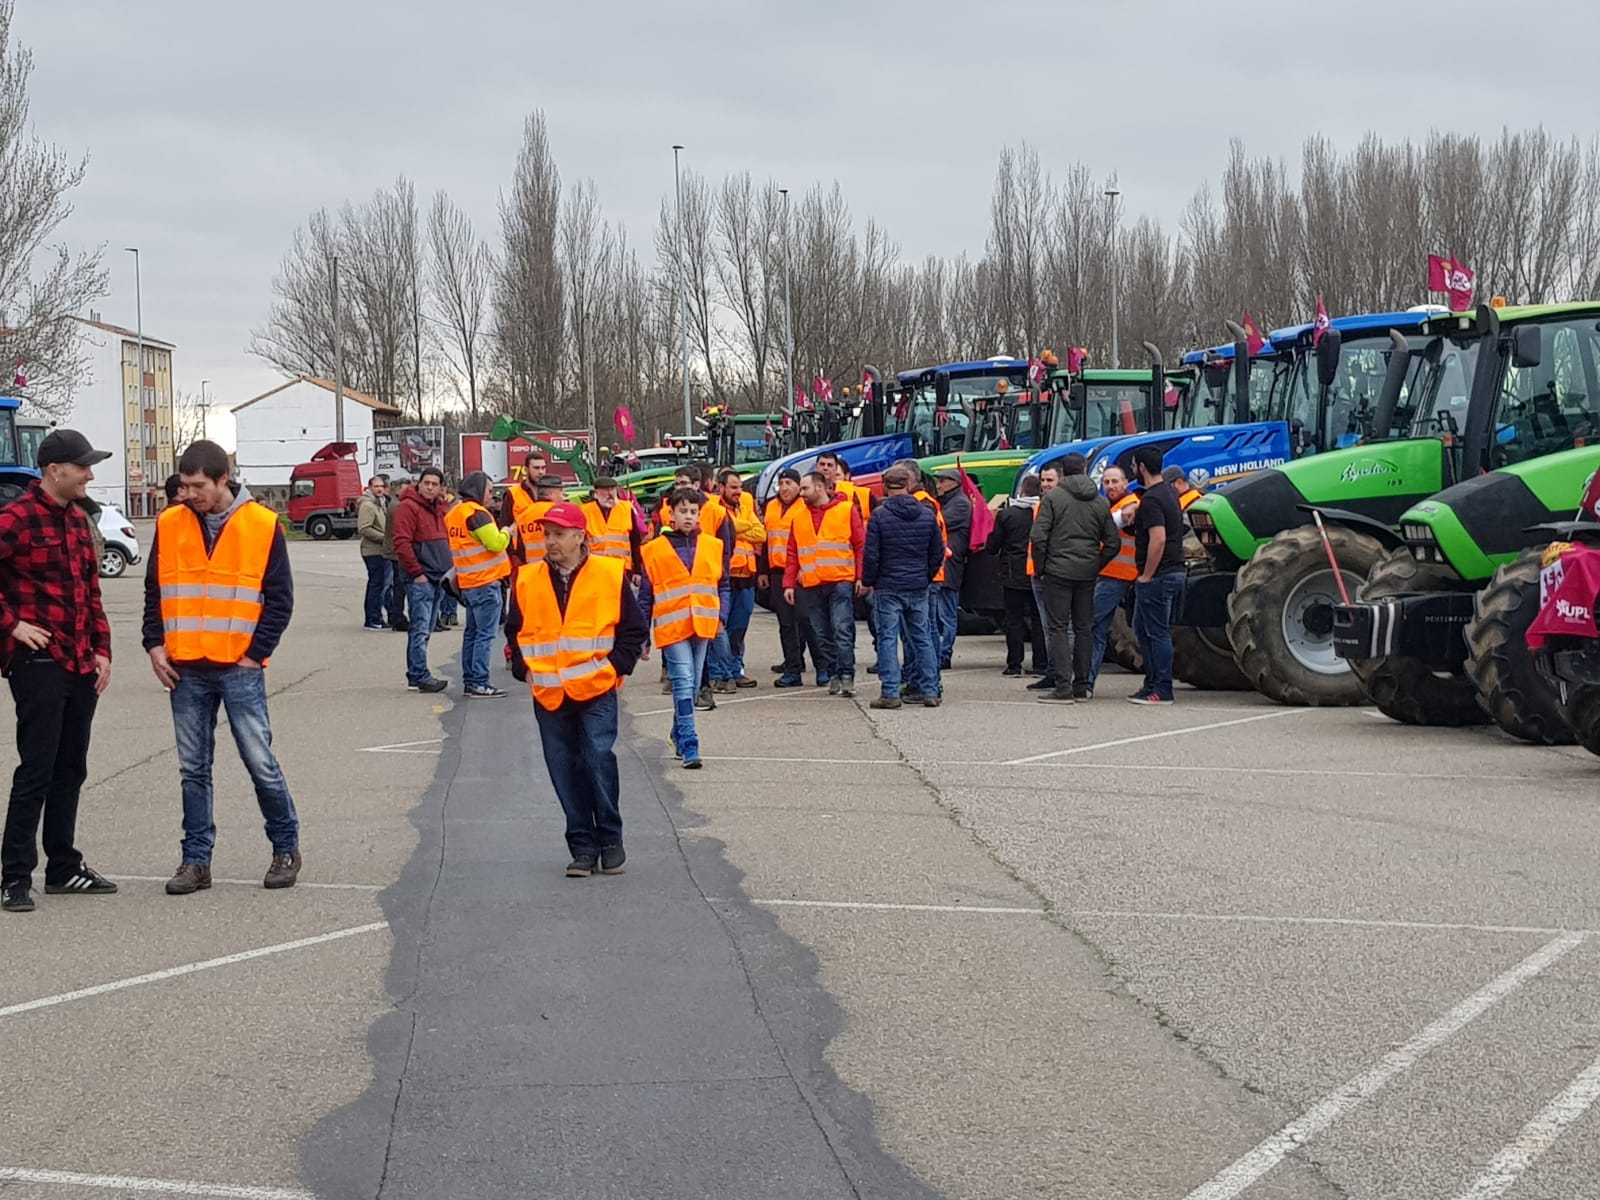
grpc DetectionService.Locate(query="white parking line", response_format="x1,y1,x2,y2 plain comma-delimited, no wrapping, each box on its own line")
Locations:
1003,709,1312,765
0,922,389,1020
358,738,445,754
0,1166,314,1198
629,689,834,718
681,755,1537,782
1185,932,1588,1200
751,899,1040,916
1449,1051,1600,1198
114,875,384,893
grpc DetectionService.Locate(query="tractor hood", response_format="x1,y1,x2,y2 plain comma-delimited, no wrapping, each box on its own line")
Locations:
754,432,914,507
1012,437,1121,496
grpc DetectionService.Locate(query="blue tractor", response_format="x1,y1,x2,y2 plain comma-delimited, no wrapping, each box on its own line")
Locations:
0,397,43,504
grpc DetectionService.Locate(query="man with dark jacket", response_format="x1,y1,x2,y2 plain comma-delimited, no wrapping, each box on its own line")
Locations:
391,467,451,694
989,476,1047,677
1029,453,1119,703
933,469,971,669
863,467,944,709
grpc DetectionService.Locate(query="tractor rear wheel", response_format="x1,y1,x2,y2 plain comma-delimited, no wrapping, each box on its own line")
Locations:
1227,524,1383,706
1465,547,1575,745
1108,608,1142,673
1172,625,1250,690
1349,548,1486,726
1565,687,1600,759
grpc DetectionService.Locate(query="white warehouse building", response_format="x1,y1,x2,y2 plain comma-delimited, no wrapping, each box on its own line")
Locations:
231,376,401,487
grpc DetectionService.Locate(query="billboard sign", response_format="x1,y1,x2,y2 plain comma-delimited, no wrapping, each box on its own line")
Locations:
459,430,590,485
374,425,445,482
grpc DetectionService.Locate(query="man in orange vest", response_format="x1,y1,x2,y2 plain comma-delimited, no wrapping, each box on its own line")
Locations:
1088,464,1140,691
702,469,765,692
638,487,730,769
816,451,870,521
506,501,646,877
445,471,512,699
760,467,822,688
144,439,301,895
783,470,865,695
581,476,641,572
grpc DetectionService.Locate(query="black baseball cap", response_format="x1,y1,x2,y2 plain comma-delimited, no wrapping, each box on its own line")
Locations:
37,429,111,469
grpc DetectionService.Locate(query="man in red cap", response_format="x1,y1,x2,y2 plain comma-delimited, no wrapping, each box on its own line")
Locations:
505,501,647,878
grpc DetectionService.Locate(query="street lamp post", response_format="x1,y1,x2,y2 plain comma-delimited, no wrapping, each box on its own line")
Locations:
673,145,691,437
125,247,144,513
779,187,794,421
1104,188,1121,368
200,379,210,441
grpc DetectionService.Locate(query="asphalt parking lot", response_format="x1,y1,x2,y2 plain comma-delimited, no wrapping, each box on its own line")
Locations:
5,539,1600,1199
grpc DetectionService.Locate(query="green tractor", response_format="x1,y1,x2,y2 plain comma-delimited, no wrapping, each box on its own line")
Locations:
1328,305,1600,741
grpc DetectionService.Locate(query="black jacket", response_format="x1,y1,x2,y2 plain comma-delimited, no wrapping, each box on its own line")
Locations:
863,494,945,592
989,500,1037,591
937,489,972,591
1029,476,1119,582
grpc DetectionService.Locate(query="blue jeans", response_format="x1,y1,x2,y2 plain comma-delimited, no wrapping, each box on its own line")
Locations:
661,637,710,761
170,666,299,865
1133,573,1185,700
406,578,437,684
1090,577,1132,686
534,690,622,858
362,556,389,625
1031,577,1053,675
801,582,856,678
460,583,503,690
709,586,756,681
436,586,458,622
875,589,939,700
933,585,960,662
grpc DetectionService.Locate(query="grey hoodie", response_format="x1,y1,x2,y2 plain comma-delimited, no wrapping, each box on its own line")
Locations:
1028,475,1119,582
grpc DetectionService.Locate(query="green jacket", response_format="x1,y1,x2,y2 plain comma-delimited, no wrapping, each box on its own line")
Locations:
357,492,388,558
1029,475,1118,582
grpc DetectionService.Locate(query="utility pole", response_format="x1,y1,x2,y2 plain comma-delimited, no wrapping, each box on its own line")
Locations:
200,378,210,440
412,263,423,424
1105,187,1122,367
780,187,794,417
332,255,345,442
125,247,144,513
673,144,691,436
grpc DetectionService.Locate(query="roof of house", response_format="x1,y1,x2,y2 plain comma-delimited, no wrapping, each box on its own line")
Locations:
231,375,403,415
72,316,176,350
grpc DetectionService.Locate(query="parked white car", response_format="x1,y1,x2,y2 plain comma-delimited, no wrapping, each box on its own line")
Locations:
96,505,141,578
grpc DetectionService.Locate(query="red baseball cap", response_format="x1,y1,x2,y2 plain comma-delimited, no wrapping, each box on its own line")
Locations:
539,501,587,530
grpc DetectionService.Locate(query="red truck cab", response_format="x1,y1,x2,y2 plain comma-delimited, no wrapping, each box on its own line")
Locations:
288,442,363,540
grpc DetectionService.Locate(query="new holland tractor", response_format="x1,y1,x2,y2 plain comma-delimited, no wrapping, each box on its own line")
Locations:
1326,302,1600,742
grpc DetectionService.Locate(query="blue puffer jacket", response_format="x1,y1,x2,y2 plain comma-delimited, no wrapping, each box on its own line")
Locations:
863,494,945,593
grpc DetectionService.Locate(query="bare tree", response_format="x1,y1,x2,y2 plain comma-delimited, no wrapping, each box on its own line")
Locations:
427,191,492,424
494,112,564,420
713,174,784,409
0,0,107,417
171,387,207,449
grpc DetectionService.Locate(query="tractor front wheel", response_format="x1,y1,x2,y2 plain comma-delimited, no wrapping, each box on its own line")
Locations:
1108,607,1142,674
1565,687,1600,759
1465,547,1575,745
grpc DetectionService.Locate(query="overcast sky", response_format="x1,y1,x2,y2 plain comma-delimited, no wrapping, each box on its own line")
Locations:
20,0,1600,448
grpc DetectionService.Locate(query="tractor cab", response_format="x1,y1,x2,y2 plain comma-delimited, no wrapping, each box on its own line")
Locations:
0,399,40,505
884,358,1034,458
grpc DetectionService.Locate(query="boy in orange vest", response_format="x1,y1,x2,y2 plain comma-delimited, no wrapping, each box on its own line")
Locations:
638,488,730,768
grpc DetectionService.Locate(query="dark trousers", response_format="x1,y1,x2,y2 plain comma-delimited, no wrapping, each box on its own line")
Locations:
771,582,821,675
1039,575,1096,692
800,582,855,678
534,690,623,859
388,559,409,628
1002,585,1048,672
3,656,97,886
363,555,390,626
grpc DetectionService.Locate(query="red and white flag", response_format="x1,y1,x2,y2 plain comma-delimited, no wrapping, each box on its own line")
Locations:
13,355,24,389
763,416,775,444
1428,255,1476,310
813,376,833,404
1066,347,1089,374
794,383,812,411
612,404,637,445
1026,357,1046,386
859,373,873,405
1241,311,1266,356
1312,296,1331,347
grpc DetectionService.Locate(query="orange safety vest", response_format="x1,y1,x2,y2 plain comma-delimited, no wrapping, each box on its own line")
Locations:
835,479,871,521
790,501,857,586
764,497,803,569
445,499,511,589
156,500,278,666
509,486,551,564
582,500,634,569
1101,493,1140,582
514,555,624,711
1026,505,1037,577
704,493,758,578
913,489,950,585
1179,488,1201,512
639,533,723,646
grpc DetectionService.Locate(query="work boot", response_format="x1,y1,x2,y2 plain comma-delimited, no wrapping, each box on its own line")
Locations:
695,686,716,711
264,851,302,889
870,696,902,710
734,676,758,689
660,679,673,695
923,694,942,708
839,674,855,697
165,863,212,895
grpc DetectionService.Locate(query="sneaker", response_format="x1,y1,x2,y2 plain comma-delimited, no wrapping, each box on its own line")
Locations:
661,679,674,694
391,618,410,632
1002,666,1022,677
264,851,302,890
816,672,830,687
1039,691,1077,704
695,687,716,711
734,676,758,689
407,677,448,694
2,881,34,912
1074,688,1094,701
900,687,925,702
839,674,855,697
771,663,787,673
866,663,880,674
44,865,118,895
774,674,804,688
364,622,388,631
599,844,627,874
940,658,952,670
566,856,597,878
828,677,842,696
465,685,508,699
165,863,212,895
682,758,703,770
923,694,942,708
1128,693,1174,706
870,696,902,710
1026,676,1058,691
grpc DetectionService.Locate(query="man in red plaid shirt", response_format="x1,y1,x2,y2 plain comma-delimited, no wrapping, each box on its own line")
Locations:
0,429,117,913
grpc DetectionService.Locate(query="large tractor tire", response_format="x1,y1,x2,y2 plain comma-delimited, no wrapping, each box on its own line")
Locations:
1349,548,1486,726
1565,687,1600,759
1227,524,1384,706
1108,608,1142,673
1465,547,1575,745
1172,625,1251,690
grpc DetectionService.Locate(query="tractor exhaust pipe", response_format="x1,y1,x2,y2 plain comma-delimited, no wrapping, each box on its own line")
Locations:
1142,341,1164,430
1369,330,1412,442
1224,320,1252,424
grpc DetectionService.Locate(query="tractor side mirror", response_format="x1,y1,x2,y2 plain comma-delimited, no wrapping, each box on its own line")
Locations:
1068,382,1086,411
1512,325,1542,369
1315,328,1343,388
